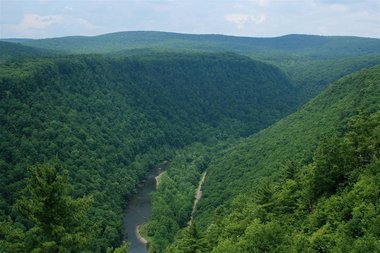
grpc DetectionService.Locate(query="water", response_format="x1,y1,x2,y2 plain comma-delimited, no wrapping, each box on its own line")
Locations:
123,165,164,253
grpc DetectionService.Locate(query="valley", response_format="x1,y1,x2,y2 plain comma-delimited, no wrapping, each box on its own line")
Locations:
0,32,379,253
123,165,163,253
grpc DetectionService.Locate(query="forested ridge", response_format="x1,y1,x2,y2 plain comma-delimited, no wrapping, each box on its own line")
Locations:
149,66,380,252
0,52,297,252
3,32,380,101
197,65,380,221
169,111,380,252
0,41,55,60
0,32,379,253
18,32,380,56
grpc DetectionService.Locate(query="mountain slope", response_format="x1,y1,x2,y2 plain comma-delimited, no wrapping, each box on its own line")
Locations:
197,65,380,227
0,53,297,251
253,54,380,102
0,41,55,60
17,31,380,102
143,66,379,252
20,32,380,57
170,111,380,252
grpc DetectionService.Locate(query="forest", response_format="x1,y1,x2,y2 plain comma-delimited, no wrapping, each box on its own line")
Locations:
169,111,380,252
147,65,380,253
0,51,297,252
0,32,379,252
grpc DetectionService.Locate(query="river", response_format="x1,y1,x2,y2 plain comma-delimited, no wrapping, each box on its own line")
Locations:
123,165,165,253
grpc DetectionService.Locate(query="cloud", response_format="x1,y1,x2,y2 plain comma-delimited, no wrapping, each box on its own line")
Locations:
16,14,63,30
1,0,378,38
63,6,74,12
314,0,364,4
252,0,271,6
329,4,348,12
36,0,51,3
225,13,266,29
2,14,100,38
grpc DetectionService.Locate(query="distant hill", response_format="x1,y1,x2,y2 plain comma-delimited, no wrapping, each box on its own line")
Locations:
2,31,379,101
19,31,380,57
15,31,380,101
0,41,55,60
0,38,33,43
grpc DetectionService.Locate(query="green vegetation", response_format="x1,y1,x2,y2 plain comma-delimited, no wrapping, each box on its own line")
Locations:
148,66,380,252
0,163,94,252
252,53,380,101
0,163,129,253
147,144,215,252
1,32,379,252
20,32,380,57
0,52,297,251
197,65,380,226
0,41,55,61
17,31,380,102
170,111,380,252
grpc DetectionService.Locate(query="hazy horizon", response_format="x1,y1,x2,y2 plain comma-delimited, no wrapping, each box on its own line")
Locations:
1,0,379,39
2,30,380,41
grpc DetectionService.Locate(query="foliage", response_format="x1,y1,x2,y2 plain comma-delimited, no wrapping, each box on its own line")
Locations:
147,144,213,252
0,163,94,253
253,53,380,102
19,32,380,57
0,41,55,61
11,31,380,102
196,65,380,226
0,53,296,251
146,65,380,252
169,111,380,252
167,222,208,253
2,32,379,252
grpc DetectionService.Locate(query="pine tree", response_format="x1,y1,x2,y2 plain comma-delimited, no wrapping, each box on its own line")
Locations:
13,163,94,252
169,222,207,253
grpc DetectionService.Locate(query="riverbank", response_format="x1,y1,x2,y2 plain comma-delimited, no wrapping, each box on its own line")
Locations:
123,163,168,252
136,224,148,245
123,165,164,253
136,169,166,246
155,171,166,188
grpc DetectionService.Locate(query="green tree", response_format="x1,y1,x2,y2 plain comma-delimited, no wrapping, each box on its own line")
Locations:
169,222,208,253
13,163,94,252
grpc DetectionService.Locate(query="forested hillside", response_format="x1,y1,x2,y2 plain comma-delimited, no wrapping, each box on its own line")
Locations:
170,111,380,252
0,41,55,60
19,32,380,57
252,53,380,101
198,65,380,225
0,53,297,252
151,66,380,252
1,31,379,253
16,31,380,101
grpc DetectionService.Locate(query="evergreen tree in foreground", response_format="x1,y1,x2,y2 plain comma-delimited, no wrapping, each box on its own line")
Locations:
1,163,94,252
168,222,208,253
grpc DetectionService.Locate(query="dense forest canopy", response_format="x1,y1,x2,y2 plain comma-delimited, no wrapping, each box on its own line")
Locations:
0,52,297,252
168,111,380,253
16,32,380,56
0,41,54,60
0,31,379,252
146,65,380,253
197,65,380,226
3,32,380,101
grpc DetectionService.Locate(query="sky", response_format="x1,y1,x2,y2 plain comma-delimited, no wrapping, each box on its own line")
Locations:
0,0,379,39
